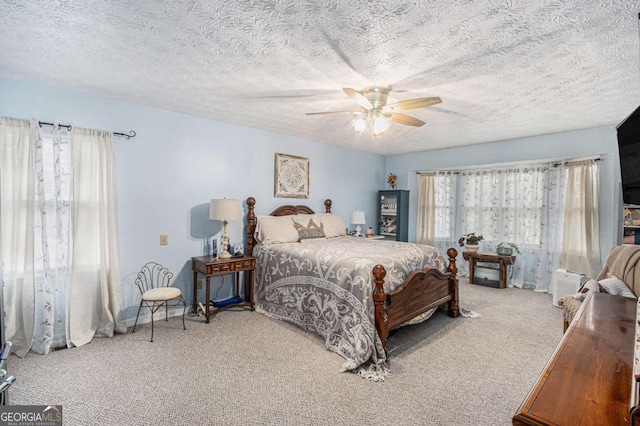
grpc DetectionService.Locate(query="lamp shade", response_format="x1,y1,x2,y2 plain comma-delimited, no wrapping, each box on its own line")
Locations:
210,199,240,221
350,210,366,225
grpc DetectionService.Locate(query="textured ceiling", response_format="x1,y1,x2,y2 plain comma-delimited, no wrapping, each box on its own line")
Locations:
1,1,639,155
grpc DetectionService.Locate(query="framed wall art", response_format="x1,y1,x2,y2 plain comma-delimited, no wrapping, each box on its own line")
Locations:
274,153,309,198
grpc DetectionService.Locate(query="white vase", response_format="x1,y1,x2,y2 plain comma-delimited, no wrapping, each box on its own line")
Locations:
465,244,480,253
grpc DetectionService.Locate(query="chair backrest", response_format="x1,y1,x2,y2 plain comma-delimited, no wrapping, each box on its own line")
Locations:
135,262,173,295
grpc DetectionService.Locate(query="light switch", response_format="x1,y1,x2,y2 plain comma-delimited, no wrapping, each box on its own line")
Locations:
160,235,168,245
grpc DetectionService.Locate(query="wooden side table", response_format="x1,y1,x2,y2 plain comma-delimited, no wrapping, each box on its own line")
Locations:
191,255,256,323
462,251,515,289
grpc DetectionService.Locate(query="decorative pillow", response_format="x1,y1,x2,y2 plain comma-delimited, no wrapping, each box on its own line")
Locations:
292,214,314,228
573,279,600,301
293,219,325,240
314,213,347,238
580,279,600,294
598,275,636,299
254,215,298,245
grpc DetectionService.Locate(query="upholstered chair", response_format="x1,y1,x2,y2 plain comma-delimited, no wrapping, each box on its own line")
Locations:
559,245,640,331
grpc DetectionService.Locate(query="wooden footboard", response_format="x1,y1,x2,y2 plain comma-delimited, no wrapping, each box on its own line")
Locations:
373,248,460,349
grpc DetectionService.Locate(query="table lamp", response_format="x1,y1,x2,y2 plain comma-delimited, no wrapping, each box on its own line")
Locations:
210,198,240,259
350,210,366,237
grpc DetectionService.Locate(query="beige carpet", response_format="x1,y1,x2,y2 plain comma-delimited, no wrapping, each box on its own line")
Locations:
7,280,562,425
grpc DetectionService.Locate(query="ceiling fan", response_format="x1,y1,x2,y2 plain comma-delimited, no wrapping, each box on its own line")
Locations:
306,86,442,136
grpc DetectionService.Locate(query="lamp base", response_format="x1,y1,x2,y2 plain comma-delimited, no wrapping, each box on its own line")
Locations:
219,221,231,259
355,225,362,237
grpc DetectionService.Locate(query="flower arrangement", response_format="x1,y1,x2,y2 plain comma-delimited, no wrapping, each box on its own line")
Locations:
387,172,397,189
497,242,521,255
458,232,484,247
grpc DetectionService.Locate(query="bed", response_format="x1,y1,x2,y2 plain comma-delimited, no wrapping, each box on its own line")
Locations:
244,196,459,379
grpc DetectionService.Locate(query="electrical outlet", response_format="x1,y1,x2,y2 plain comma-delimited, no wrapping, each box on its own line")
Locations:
160,234,168,245
196,279,202,290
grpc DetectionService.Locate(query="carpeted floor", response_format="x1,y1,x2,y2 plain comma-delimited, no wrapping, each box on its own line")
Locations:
7,280,562,425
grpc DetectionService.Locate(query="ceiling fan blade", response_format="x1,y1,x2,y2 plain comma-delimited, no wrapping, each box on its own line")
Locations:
238,89,340,100
343,88,373,110
386,113,425,127
306,111,362,116
385,97,442,111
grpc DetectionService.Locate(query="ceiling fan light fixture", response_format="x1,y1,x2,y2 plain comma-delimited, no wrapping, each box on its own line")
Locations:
307,86,440,137
352,118,367,134
372,116,389,136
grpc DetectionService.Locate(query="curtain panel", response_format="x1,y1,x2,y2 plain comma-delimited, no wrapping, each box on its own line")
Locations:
0,118,35,356
416,171,460,275
561,160,601,278
70,127,126,345
416,173,436,245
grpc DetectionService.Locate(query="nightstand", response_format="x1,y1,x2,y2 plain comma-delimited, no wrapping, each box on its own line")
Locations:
191,255,256,323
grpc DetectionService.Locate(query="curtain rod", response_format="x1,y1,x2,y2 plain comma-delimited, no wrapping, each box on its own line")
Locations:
415,171,460,175
552,158,600,167
38,121,136,140
415,157,601,174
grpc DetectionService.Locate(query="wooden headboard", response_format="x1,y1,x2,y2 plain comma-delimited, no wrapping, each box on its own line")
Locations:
245,197,332,255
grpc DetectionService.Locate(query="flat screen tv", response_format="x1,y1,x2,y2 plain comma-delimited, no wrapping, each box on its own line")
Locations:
617,105,640,205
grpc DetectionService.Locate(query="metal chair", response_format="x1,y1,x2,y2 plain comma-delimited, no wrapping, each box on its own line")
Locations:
132,262,186,342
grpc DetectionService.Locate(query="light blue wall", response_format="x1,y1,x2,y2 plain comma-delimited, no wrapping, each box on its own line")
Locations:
0,76,623,319
385,127,622,265
0,77,385,321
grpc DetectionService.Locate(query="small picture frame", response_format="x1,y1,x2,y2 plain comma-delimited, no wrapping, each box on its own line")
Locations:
274,153,309,199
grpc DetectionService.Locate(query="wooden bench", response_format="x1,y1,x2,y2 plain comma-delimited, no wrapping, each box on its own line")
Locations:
513,292,637,425
462,251,515,288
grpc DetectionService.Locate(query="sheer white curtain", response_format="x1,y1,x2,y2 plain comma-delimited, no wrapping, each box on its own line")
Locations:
32,120,74,354
0,117,124,356
561,160,601,278
459,166,565,291
539,166,567,287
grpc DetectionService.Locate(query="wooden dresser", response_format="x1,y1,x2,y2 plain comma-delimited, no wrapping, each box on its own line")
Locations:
513,292,637,425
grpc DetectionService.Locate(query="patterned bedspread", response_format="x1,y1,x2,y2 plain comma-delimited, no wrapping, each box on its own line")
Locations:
254,236,447,379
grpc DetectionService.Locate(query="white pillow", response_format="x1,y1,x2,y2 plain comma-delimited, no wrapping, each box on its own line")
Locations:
254,215,298,245
598,275,637,299
314,213,347,238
